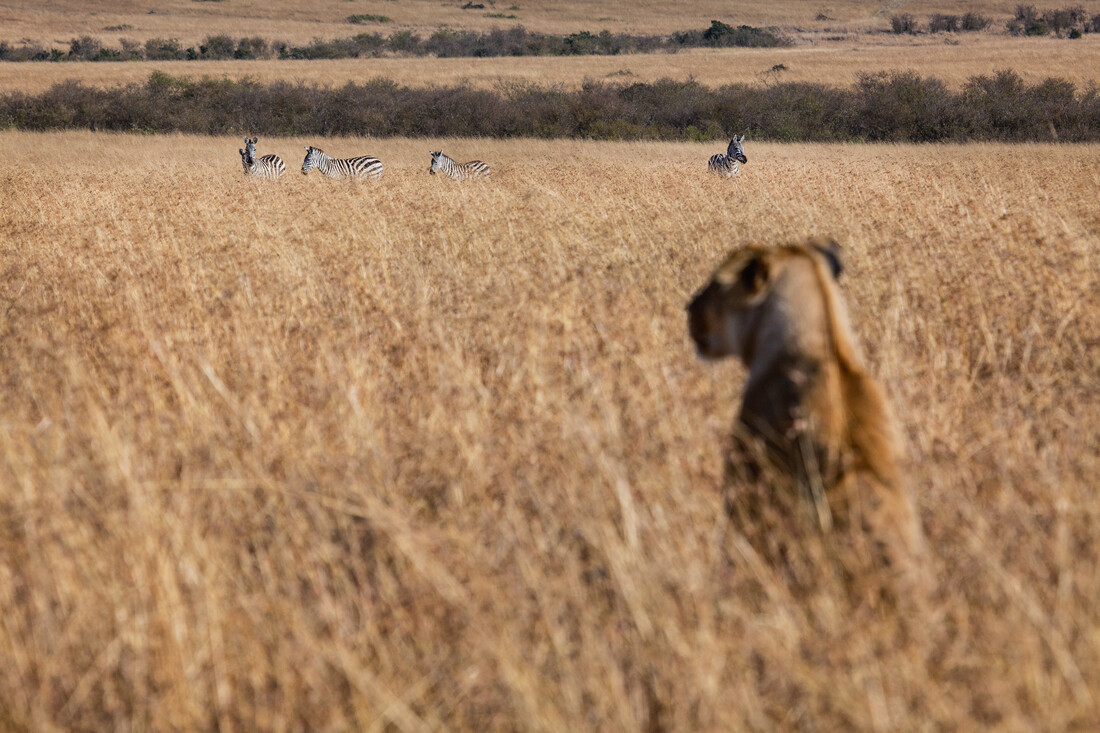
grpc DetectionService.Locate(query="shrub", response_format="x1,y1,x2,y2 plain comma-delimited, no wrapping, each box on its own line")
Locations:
144,38,185,60
1007,5,1050,35
234,37,268,59
852,71,960,141
68,36,103,61
387,30,419,53
3,69,1097,142
891,14,918,34
0,41,50,61
199,35,236,59
347,14,391,24
690,20,789,47
961,13,992,31
119,39,144,61
1043,6,1087,35
562,31,600,55
929,14,959,33
0,22,793,63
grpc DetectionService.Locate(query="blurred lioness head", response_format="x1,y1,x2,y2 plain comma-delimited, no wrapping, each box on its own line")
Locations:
687,237,922,566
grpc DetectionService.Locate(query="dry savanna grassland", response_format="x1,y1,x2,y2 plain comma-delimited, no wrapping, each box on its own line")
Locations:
6,0,1086,46
1,131,1098,730
4,0,1100,95
5,36,1100,94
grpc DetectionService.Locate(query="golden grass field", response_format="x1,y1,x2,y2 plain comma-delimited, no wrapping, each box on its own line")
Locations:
1,131,1098,730
5,35,1100,94
7,0,1091,46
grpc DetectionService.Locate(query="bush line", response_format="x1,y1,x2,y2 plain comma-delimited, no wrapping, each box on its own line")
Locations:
2,70,1098,142
0,21,789,63
891,5,1100,35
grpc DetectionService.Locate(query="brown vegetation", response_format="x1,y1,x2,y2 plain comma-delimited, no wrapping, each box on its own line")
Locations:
2,0,1069,48
3,36,1100,95
5,70,1097,143
1,132,1098,730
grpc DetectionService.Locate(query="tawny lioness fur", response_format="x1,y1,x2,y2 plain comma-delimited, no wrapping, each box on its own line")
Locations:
686,238,923,582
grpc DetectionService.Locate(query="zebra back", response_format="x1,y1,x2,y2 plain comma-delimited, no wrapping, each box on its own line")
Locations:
302,146,383,179
707,136,747,177
707,154,740,177
429,150,491,180
240,137,285,180
250,154,286,180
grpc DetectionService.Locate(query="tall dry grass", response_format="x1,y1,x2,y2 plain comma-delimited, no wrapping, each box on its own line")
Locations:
1,131,1098,730
5,36,1100,94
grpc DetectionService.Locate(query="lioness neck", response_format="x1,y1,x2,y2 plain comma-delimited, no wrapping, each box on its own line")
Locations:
740,262,848,453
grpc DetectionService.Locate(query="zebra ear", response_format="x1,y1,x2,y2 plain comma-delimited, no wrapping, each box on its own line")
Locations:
239,148,244,155
251,136,258,144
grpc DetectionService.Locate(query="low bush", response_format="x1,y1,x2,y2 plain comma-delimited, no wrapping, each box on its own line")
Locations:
144,38,185,60
347,14,392,24
198,35,236,60
891,14,918,34
1,70,1097,143
0,41,49,61
1005,5,1088,35
234,37,268,59
961,13,993,31
1043,5,1087,34
0,22,791,63
929,14,959,33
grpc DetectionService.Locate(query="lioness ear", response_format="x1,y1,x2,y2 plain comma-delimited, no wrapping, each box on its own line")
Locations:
810,238,844,279
739,255,769,296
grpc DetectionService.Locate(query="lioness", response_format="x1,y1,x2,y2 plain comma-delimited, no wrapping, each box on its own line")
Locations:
687,238,923,592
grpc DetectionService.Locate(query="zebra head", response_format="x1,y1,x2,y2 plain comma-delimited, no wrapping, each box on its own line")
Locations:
429,150,443,175
727,135,747,165
243,136,258,164
301,146,322,175
239,146,252,173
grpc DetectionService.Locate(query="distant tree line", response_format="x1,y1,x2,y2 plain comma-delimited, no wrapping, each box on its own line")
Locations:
892,5,1100,36
2,70,1097,142
0,21,789,63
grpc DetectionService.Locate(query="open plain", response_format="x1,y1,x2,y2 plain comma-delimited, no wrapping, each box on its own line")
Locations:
4,36,1100,94
7,0,1092,46
1,132,1098,729
3,0,1100,729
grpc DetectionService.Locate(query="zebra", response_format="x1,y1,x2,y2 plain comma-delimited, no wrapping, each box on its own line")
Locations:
428,150,490,180
301,146,383,179
707,135,748,177
239,136,286,180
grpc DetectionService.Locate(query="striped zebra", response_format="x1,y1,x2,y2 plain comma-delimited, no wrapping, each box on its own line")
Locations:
428,150,490,180
301,146,383,179
707,135,748,177
239,136,286,180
